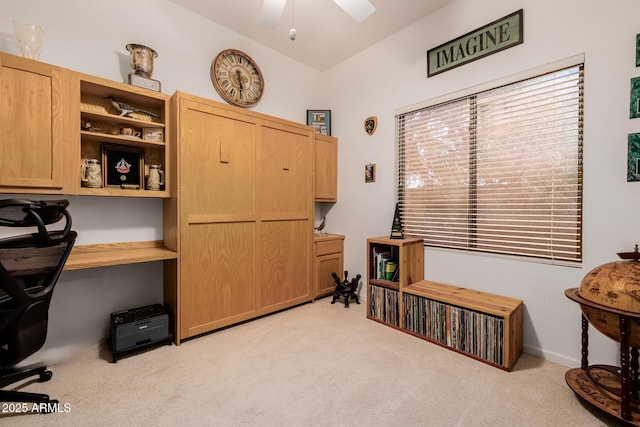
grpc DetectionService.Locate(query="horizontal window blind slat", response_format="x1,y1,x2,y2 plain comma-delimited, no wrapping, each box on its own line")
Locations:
397,63,583,262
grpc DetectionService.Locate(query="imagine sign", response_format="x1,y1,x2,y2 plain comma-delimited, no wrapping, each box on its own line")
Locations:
427,9,523,77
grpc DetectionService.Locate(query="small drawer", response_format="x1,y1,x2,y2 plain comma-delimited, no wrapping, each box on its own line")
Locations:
316,239,343,256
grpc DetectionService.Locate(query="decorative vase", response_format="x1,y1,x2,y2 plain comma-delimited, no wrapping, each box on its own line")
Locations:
13,21,44,60
125,44,157,78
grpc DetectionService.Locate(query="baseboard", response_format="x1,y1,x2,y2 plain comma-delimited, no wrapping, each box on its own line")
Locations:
523,345,580,368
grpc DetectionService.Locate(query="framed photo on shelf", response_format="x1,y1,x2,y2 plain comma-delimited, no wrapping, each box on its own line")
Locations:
102,144,143,189
365,163,376,183
307,110,331,135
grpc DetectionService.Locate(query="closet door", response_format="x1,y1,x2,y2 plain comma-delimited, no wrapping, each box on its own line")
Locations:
179,100,257,338
257,122,314,311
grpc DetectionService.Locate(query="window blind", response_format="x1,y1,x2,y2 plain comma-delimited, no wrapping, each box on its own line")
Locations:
397,64,583,263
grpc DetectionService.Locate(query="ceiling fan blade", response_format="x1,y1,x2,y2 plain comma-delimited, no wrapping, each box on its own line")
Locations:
332,0,376,23
260,0,287,28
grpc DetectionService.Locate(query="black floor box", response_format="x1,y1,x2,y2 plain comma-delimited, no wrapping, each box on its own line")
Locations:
108,304,172,362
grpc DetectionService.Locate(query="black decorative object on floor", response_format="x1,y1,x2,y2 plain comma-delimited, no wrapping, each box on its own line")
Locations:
331,271,361,308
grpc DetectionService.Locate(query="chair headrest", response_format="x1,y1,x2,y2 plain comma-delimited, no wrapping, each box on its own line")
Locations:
0,200,73,246
0,200,69,227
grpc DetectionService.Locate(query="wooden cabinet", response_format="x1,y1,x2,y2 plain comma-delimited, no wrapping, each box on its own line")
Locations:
74,72,170,197
168,92,314,343
366,236,523,371
0,53,70,193
314,133,338,202
0,54,177,308
314,234,344,299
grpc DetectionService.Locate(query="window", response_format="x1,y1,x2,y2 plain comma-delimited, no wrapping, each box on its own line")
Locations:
396,63,583,263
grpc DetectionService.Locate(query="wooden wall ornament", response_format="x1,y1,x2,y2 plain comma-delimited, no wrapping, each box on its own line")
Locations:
364,116,377,135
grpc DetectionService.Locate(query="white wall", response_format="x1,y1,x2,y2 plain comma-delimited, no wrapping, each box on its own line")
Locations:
3,0,638,369
323,0,640,367
0,0,322,361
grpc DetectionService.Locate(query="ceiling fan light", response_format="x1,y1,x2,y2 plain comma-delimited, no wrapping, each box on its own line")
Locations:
332,0,376,23
260,0,287,28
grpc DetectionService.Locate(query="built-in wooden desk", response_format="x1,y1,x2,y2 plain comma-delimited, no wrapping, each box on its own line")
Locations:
64,240,177,270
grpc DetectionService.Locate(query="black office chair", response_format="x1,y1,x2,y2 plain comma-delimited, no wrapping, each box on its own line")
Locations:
0,199,76,409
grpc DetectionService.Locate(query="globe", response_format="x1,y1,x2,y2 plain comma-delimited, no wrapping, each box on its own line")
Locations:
577,259,640,347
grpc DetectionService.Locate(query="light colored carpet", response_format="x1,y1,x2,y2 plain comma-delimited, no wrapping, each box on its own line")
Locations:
1,299,616,426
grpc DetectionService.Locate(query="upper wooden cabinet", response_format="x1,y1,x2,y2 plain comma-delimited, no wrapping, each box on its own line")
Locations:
0,52,171,198
314,133,338,202
0,53,69,193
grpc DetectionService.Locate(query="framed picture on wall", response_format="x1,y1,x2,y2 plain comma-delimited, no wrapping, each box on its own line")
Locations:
365,163,376,183
636,34,640,67
102,145,144,189
628,133,640,182
307,110,331,135
630,77,640,118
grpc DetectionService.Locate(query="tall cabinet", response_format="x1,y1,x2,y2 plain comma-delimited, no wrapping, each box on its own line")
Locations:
167,92,315,343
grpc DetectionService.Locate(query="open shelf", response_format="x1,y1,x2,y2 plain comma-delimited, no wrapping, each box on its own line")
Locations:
370,279,399,291
65,240,177,270
77,73,170,197
80,130,165,150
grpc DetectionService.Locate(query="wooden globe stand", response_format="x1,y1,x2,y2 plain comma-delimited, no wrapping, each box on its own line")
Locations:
565,288,640,425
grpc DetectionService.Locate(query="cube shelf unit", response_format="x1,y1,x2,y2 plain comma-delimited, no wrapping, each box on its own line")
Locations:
366,236,524,371
366,236,424,328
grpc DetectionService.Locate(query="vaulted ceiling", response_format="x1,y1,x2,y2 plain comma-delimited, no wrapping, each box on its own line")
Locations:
169,0,453,71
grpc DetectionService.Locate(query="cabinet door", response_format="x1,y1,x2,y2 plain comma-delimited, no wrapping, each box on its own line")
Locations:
315,134,338,202
179,101,258,337
316,252,342,298
314,236,344,299
0,54,64,191
259,220,310,308
257,123,314,309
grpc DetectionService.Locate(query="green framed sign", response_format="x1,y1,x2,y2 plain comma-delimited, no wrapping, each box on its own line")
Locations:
427,9,524,77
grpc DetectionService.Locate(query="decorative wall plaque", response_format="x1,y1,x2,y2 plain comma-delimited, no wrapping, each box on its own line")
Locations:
364,116,377,135
427,9,524,77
